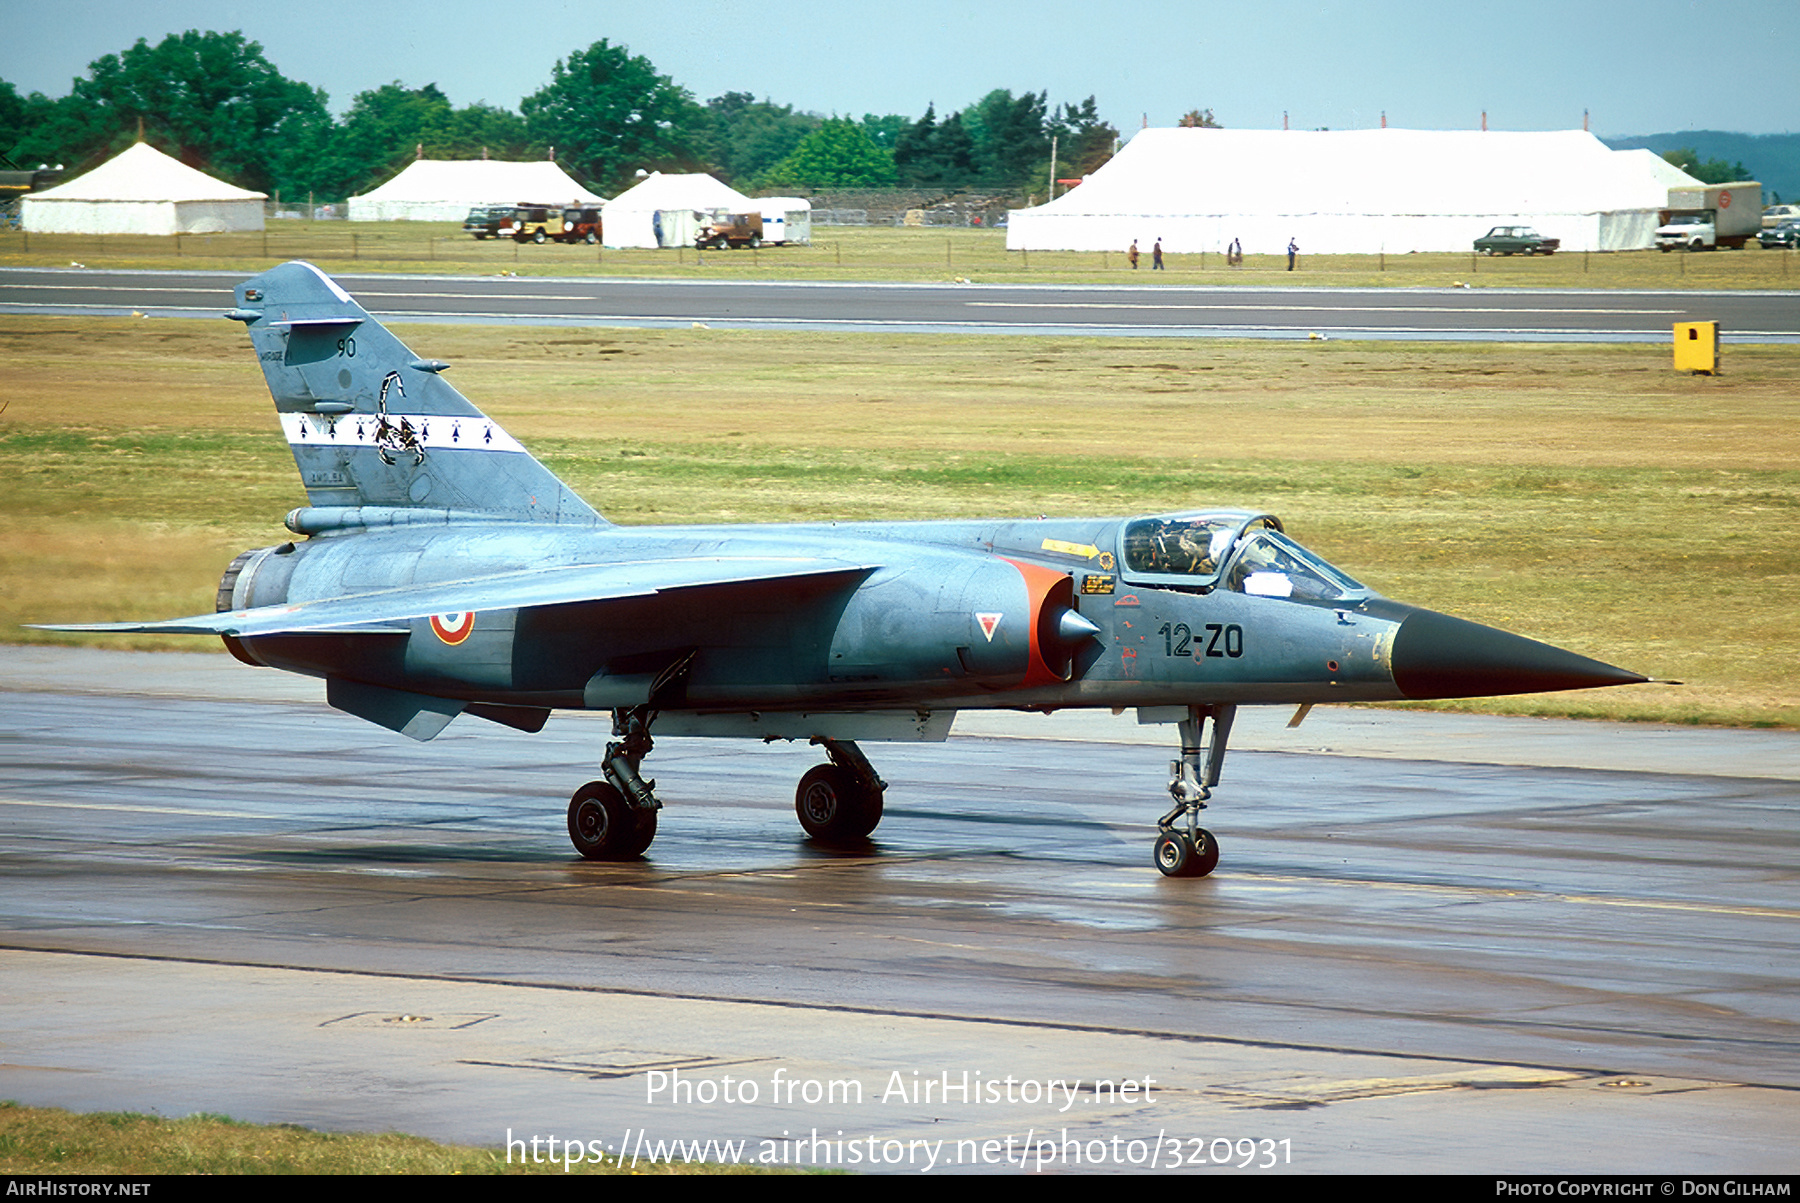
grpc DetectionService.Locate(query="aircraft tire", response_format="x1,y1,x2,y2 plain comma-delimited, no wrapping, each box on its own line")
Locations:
1153,829,1220,878
568,780,656,860
795,765,881,844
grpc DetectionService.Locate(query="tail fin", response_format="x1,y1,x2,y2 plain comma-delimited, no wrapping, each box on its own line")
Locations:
229,261,603,527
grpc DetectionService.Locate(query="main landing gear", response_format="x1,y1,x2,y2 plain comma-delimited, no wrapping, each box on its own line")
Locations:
795,737,886,845
564,707,891,860
567,706,661,860
1153,703,1235,878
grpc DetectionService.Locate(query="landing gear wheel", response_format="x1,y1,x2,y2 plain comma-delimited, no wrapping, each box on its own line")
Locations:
795,764,882,844
1153,828,1219,878
568,780,656,860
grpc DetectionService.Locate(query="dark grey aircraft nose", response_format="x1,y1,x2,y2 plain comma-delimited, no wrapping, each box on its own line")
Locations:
1390,607,1647,700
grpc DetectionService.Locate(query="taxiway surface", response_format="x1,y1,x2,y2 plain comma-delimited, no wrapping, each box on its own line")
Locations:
1,647,1795,1173
4,266,1799,341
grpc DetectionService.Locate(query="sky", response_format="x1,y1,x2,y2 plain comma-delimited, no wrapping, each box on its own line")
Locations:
3,0,1796,138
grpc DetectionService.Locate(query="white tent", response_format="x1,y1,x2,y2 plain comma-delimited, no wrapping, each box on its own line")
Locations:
22,142,265,235
347,160,604,222
601,172,753,248
1007,128,1705,255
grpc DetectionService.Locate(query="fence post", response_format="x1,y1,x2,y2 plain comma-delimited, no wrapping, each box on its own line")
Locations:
352,233,359,261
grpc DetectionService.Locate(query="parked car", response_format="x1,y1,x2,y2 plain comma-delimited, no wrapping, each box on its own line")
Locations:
1762,204,1799,230
461,205,512,240
695,210,764,250
1474,226,1559,255
557,207,602,244
1759,219,1800,249
507,205,561,243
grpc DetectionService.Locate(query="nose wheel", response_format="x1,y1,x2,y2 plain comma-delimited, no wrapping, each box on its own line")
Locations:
1153,828,1220,878
1153,704,1234,878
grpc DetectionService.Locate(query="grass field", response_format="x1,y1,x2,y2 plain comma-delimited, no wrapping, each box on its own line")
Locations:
0,1101,770,1174
2,314,1796,727
3,221,1799,289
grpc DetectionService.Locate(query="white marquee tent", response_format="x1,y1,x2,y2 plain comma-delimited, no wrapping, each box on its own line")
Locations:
22,142,265,235
347,160,604,222
600,172,755,248
1007,128,1703,255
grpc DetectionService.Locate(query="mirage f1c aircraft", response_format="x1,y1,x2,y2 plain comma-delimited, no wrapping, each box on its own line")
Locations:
41,262,1648,877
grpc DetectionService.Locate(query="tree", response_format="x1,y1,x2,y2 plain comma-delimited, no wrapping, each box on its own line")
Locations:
858,113,909,152
0,79,36,163
521,40,707,194
318,83,536,199
1050,96,1118,179
761,117,896,190
1178,108,1221,129
964,89,1050,191
44,31,332,195
702,91,819,185
894,104,975,189
1662,147,1752,185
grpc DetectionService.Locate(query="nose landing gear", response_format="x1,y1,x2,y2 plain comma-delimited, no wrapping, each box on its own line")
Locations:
1154,704,1234,878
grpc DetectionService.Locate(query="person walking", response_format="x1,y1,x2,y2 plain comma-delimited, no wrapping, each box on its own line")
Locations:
1152,238,1164,270
1128,240,1139,269
1286,238,1299,271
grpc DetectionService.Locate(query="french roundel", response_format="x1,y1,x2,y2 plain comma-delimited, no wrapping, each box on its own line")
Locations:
430,612,474,644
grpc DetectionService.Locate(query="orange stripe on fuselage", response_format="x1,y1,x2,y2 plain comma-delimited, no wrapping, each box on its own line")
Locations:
1000,557,1068,690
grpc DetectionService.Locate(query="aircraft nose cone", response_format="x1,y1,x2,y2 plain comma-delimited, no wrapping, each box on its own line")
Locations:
1390,608,1647,700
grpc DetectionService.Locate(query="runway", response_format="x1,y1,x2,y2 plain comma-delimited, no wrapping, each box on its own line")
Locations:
4,265,1799,341
2,647,1795,1173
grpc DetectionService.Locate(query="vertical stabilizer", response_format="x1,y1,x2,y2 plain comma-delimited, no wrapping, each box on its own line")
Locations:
230,261,604,525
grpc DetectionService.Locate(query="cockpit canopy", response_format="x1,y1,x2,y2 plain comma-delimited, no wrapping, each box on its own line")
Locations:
1119,511,1367,601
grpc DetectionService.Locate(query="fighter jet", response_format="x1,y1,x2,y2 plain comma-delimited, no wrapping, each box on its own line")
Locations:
39,262,1648,877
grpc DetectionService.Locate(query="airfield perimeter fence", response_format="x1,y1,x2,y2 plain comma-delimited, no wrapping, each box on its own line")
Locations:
0,223,1794,288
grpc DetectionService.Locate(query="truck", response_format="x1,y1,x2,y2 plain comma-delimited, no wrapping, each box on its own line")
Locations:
1655,182,1761,251
695,209,764,249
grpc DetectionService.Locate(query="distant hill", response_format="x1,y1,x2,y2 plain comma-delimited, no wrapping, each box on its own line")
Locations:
1603,131,1800,205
